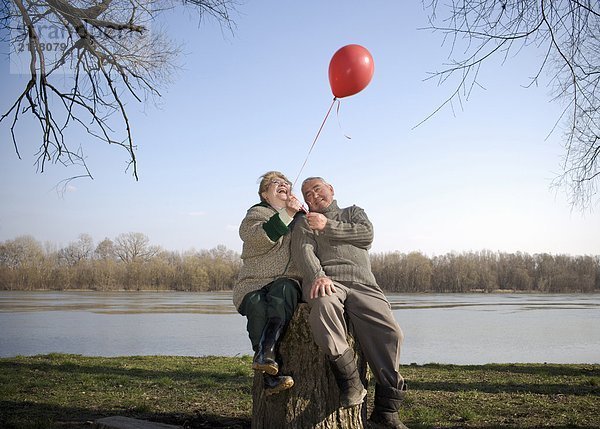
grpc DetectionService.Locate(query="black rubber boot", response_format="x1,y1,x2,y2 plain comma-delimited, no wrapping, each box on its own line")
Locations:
263,373,294,396
252,317,285,375
368,383,409,429
329,348,367,408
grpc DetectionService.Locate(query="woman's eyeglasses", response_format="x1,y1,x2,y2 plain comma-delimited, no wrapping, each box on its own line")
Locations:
270,179,290,188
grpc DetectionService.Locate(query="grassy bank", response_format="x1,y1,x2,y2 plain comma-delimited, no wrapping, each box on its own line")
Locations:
0,354,598,429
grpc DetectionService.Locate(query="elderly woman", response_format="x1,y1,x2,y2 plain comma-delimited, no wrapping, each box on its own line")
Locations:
233,171,304,396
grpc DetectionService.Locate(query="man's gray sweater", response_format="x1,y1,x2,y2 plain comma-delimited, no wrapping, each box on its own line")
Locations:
291,200,378,288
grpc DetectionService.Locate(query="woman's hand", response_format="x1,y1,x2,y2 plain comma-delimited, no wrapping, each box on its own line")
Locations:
285,194,304,216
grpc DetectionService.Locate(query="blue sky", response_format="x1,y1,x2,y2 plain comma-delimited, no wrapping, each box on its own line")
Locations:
1,2,599,256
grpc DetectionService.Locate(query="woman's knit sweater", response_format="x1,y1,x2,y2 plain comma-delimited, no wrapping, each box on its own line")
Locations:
232,202,301,310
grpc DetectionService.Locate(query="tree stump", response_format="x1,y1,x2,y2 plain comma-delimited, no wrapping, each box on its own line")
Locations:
251,303,368,428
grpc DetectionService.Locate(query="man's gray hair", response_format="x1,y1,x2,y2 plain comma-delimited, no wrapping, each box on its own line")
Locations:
301,177,328,187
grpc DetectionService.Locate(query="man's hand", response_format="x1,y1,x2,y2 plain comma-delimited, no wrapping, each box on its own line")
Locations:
310,276,336,299
306,212,327,231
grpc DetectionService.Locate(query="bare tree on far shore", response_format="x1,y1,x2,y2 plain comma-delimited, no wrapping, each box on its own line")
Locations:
114,232,160,263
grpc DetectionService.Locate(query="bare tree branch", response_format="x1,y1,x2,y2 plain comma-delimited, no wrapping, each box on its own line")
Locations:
1,0,239,181
422,0,600,210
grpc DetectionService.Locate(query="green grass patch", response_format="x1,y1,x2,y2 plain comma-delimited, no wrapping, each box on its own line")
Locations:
0,355,598,428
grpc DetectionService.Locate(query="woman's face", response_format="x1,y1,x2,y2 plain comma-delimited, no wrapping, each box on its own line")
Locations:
261,177,291,209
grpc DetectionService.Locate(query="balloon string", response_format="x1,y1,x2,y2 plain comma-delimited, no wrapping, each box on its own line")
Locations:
335,99,351,140
293,97,338,187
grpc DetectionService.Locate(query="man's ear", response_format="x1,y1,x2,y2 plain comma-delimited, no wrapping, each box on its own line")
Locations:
260,191,267,201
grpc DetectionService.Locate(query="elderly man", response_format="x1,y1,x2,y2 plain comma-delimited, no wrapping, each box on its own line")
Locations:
291,177,408,429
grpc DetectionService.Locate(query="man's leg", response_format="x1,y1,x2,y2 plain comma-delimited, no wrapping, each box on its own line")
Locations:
304,282,366,407
344,282,404,388
302,281,349,357
344,282,408,428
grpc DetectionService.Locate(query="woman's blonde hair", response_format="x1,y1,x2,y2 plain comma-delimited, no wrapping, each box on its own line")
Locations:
258,171,292,202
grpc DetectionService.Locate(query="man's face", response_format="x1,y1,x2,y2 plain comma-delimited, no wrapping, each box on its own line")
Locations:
302,179,334,213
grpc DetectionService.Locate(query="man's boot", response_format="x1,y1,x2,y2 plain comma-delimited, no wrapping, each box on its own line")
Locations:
252,317,285,375
263,373,294,396
368,383,409,429
329,348,367,408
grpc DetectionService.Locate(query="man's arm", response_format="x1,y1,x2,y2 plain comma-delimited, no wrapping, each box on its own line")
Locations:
291,216,336,298
291,216,325,283
323,205,374,249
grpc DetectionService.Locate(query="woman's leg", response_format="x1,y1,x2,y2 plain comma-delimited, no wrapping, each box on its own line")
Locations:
238,289,268,351
253,278,301,374
265,277,301,323
253,277,302,398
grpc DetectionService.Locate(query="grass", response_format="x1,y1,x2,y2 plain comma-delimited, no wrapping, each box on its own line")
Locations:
0,354,598,428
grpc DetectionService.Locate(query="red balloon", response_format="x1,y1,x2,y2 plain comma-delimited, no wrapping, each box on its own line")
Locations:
328,44,374,98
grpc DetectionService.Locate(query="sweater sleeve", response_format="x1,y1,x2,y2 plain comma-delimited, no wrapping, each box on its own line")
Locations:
291,215,327,284
323,205,373,250
262,211,290,241
239,206,289,256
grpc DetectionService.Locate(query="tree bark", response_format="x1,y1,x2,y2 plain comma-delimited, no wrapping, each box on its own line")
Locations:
251,303,368,428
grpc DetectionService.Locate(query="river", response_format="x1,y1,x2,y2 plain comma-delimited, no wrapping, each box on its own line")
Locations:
0,291,598,364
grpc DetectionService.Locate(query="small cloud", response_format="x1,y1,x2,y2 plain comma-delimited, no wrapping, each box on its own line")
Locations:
187,211,206,217
226,224,238,231
66,185,77,193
